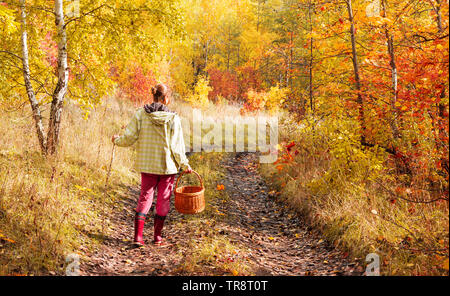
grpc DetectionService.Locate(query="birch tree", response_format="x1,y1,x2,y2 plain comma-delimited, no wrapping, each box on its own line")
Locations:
5,0,184,155
19,0,47,152
46,0,68,155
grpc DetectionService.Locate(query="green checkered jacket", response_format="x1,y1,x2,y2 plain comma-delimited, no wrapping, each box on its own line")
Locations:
114,108,190,175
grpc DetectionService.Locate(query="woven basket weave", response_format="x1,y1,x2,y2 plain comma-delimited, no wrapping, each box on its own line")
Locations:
174,170,205,214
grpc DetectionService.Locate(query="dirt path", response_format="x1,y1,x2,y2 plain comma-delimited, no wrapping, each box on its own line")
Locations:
80,153,362,276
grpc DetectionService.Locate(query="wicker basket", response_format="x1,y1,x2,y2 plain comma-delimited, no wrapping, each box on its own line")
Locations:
174,170,205,214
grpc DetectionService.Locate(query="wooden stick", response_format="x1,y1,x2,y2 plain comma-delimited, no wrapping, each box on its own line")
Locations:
102,143,116,234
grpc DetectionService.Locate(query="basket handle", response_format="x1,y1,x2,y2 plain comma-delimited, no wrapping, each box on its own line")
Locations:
175,170,204,190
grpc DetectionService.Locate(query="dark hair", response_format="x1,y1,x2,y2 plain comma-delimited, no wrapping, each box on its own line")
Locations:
151,83,170,105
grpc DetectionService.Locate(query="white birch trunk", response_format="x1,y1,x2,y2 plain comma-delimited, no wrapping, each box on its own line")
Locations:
47,0,69,155
20,0,47,153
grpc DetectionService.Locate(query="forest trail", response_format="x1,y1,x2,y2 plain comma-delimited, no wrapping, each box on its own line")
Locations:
80,153,363,276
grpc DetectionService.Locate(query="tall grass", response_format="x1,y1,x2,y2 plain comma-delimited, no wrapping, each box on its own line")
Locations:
0,96,137,275
261,115,449,276
0,95,249,275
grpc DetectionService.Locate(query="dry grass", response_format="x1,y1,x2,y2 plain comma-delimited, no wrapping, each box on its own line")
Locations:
171,150,253,275
169,101,255,275
0,95,138,275
178,232,253,275
261,115,449,276
0,95,251,276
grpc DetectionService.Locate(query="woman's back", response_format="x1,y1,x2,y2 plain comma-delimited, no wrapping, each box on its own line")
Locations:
114,103,189,175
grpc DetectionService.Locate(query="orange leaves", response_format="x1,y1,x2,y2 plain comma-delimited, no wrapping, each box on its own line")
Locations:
241,85,288,114
0,230,15,244
112,62,157,106
216,184,225,191
394,186,404,195
286,141,295,151
399,105,409,112
208,68,239,101
208,66,263,103
271,140,300,182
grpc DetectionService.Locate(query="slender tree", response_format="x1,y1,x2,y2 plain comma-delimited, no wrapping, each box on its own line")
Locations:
46,0,69,155
20,0,47,153
346,0,366,144
381,0,400,143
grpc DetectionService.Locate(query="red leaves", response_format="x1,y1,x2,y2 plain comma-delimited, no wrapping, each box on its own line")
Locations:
208,68,239,101
237,66,263,94
286,141,295,151
208,66,262,103
39,32,58,69
271,141,300,175
112,63,157,105
394,151,404,159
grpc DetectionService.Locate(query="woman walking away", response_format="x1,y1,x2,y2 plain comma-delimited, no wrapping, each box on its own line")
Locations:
112,83,192,246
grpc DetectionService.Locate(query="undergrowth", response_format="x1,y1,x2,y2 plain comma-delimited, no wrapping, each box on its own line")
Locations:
0,96,137,275
261,115,449,276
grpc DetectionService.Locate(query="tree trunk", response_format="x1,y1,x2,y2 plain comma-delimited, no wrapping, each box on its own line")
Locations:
381,0,400,142
204,39,209,70
346,0,366,143
226,35,231,72
434,0,443,32
433,0,449,175
237,43,240,68
287,31,293,88
308,0,314,113
20,0,47,153
256,1,260,32
47,0,69,155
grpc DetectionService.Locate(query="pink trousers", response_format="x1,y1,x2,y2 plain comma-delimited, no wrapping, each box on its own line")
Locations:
136,173,176,217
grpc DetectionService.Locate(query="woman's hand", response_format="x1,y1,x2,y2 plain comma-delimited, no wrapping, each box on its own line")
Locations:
111,135,120,143
184,167,192,174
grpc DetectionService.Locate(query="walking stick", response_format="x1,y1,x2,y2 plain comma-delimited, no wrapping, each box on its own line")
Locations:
105,143,116,187
102,143,116,234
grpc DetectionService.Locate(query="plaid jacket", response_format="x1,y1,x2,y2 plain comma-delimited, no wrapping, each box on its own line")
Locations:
114,108,190,175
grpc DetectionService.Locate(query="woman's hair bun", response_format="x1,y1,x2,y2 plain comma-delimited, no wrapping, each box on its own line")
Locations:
152,83,170,104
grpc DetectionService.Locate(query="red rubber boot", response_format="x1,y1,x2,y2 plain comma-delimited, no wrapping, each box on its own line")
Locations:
133,213,146,246
153,214,166,245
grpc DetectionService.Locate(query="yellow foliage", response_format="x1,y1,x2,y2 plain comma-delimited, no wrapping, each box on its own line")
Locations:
245,85,288,114
184,76,212,108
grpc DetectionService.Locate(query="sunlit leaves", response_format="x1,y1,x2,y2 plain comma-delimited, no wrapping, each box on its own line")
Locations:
185,76,211,108
242,85,288,114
